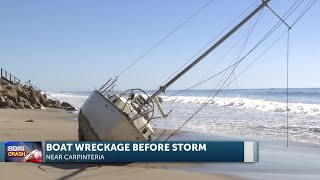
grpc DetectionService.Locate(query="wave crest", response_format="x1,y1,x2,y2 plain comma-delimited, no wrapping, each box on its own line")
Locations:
162,96,320,116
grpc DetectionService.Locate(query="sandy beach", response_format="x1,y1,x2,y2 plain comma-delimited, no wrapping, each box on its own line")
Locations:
0,108,242,180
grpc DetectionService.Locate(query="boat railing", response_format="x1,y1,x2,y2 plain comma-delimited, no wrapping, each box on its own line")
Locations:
118,89,154,126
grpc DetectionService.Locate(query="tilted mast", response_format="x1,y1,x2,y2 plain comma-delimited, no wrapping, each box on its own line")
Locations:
151,0,270,99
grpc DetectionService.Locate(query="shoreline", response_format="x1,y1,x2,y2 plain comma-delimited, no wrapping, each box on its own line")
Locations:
0,108,242,180
1,108,320,180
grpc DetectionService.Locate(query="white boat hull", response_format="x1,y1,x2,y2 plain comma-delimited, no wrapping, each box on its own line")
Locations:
78,90,153,141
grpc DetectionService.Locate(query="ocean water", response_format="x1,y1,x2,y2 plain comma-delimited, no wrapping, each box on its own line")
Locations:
48,88,320,144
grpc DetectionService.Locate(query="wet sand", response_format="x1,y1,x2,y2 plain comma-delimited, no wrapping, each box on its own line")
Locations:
0,109,242,180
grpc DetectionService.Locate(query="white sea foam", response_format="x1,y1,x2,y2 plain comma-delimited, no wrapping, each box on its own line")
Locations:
47,92,89,108
46,91,320,144
162,96,320,116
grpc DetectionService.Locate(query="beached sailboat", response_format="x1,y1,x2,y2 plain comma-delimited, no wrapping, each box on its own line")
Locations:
77,0,275,141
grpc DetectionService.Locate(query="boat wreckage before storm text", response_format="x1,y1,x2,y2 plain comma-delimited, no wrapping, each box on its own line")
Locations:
46,143,207,152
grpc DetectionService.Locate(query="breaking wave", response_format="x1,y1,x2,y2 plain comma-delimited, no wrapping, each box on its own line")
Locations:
47,92,89,108
162,96,320,116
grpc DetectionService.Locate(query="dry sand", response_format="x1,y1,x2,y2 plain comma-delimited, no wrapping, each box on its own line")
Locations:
0,109,243,180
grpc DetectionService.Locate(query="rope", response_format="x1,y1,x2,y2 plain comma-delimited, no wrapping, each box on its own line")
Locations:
162,0,308,99
291,0,317,28
160,0,259,86
115,0,216,78
162,0,312,141
286,30,290,148
164,60,240,141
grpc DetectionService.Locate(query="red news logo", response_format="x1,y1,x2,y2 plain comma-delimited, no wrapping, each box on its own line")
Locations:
7,146,27,157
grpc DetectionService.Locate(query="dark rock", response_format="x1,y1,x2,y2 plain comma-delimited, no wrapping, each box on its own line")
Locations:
61,102,72,108
5,85,13,90
48,99,61,108
66,107,77,111
25,119,34,122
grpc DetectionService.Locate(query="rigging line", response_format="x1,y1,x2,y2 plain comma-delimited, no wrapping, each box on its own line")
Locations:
163,0,310,139
222,30,289,145
160,0,260,86
287,30,290,148
155,129,167,141
218,17,252,95
157,0,307,139
161,2,305,141
163,10,283,99
229,8,264,95
195,6,263,102
291,0,317,28
219,31,288,99
162,0,301,89
231,30,288,84
182,28,248,96
266,4,291,29
163,6,262,100
164,29,288,141
184,24,252,99
164,59,241,141
115,0,216,78
283,0,306,21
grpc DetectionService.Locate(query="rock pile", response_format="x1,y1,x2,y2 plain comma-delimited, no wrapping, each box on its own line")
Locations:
0,78,76,110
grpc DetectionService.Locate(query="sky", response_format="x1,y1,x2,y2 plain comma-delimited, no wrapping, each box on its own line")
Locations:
0,0,319,91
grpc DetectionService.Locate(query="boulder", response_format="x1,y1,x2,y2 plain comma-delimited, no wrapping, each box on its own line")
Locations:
0,95,5,103
2,90,18,104
29,91,40,105
66,107,77,111
18,96,28,103
24,101,33,109
17,101,25,109
47,99,61,108
6,99,18,109
0,95,7,108
0,79,9,86
16,85,30,100
61,102,72,108
38,93,47,107
5,85,13,91
24,85,34,92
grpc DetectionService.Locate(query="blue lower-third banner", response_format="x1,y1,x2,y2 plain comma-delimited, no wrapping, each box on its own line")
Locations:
42,141,259,163
0,141,259,162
